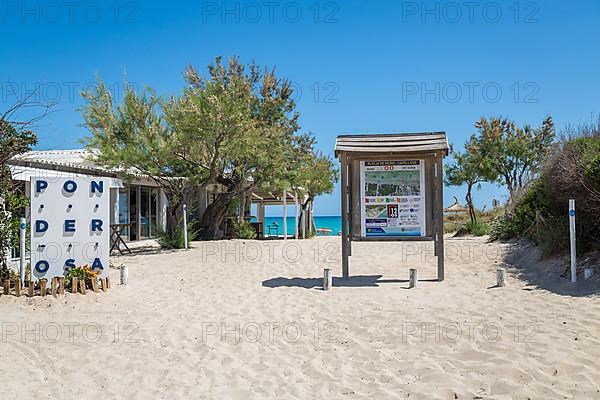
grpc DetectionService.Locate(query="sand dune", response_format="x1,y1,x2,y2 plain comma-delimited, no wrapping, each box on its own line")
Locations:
1,237,599,399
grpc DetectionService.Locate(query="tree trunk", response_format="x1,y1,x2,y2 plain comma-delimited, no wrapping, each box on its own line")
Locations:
466,183,477,224
298,196,316,237
200,190,238,240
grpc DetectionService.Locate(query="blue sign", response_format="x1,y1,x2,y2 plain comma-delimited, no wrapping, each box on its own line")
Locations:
569,209,576,217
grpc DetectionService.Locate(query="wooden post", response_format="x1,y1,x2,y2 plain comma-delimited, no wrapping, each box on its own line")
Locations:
39,278,47,297
409,269,418,288
294,190,299,240
341,153,349,278
535,210,541,244
71,277,78,294
283,189,287,240
3,279,9,295
323,268,332,291
106,276,111,289
79,279,87,295
28,280,34,297
51,277,58,297
91,278,99,293
348,160,353,257
58,277,65,295
496,268,506,287
15,279,21,297
436,156,445,282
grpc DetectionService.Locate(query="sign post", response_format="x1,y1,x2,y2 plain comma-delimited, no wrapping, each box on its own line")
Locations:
569,199,576,283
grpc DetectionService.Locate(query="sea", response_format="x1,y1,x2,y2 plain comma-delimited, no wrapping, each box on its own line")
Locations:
258,216,342,236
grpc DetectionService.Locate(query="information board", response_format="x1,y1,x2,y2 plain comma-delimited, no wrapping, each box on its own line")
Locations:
360,160,426,237
30,177,110,280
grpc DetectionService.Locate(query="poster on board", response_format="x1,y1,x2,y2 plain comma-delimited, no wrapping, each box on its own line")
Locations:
360,160,426,237
30,177,110,281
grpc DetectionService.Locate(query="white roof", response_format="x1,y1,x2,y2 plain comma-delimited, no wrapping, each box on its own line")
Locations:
8,149,157,187
9,149,114,175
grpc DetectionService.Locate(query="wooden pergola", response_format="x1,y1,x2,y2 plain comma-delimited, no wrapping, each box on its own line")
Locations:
335,132,449,281
251,190,300,239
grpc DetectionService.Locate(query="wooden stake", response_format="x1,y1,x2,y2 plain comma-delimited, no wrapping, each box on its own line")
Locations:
3,279,9,295
39,278,47,297
15,280,21,297
497,268,506,288
91,278,99,293
79,279,87,295
71,277,78,294
51,277,58,297
100,278,107,292
409,269,418,289
323,268,332,291
106,276,111,289
28,280,34,297
58,277,65,295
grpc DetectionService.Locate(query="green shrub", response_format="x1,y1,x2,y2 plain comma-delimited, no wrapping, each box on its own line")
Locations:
159,221,199,249
231,220,257,240
456,221,489,236
489,181,552,241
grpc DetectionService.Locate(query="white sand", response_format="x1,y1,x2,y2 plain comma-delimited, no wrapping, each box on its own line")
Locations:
1,237,599,399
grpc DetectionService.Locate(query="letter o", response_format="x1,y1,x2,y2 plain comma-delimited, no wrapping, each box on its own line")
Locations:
35,260,50,273
63,180,78,193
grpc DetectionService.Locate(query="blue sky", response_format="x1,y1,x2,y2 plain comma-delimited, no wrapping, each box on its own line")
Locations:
3,0,600,216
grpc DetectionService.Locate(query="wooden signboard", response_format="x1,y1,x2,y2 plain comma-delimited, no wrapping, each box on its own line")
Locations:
335,132,449,281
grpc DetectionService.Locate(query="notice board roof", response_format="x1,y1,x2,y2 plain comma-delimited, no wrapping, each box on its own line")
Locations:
335,132,449,157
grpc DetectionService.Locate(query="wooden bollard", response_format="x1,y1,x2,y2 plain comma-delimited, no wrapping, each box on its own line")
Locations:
3,279,10,295
71,277,78,294
15,280,22,297
79,279,87,295
409,269,418,289
58,277,65,295
28,280,34,297
51,277,58,297
106,276,111,289
323,268,332,291
91,278,99,293
496,268,506,287
100,278,107,292
39,279,48,297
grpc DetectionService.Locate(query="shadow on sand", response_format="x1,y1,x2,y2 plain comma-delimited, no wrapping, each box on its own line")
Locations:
502,241,600,297
262,275,439,289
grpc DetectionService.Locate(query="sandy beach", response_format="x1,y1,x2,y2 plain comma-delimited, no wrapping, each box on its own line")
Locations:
1,236,599,400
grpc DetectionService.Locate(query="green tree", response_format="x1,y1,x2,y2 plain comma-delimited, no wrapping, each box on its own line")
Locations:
445,142,496,224
1,96,50,278
165,57,301,239
81,83,204,235
290,135,338,236
468,116,555,203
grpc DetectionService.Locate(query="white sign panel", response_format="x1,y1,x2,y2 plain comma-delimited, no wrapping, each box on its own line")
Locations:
30,176,110,280
360,160,426,237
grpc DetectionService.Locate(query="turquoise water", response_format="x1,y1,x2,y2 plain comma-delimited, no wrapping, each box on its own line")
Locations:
257,216,342,236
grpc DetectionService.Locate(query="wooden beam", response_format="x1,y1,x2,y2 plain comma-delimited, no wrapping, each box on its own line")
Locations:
436,155,445,281
294,190,299,240
341,153,349,278
347,158,353,257
283,189,287,240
